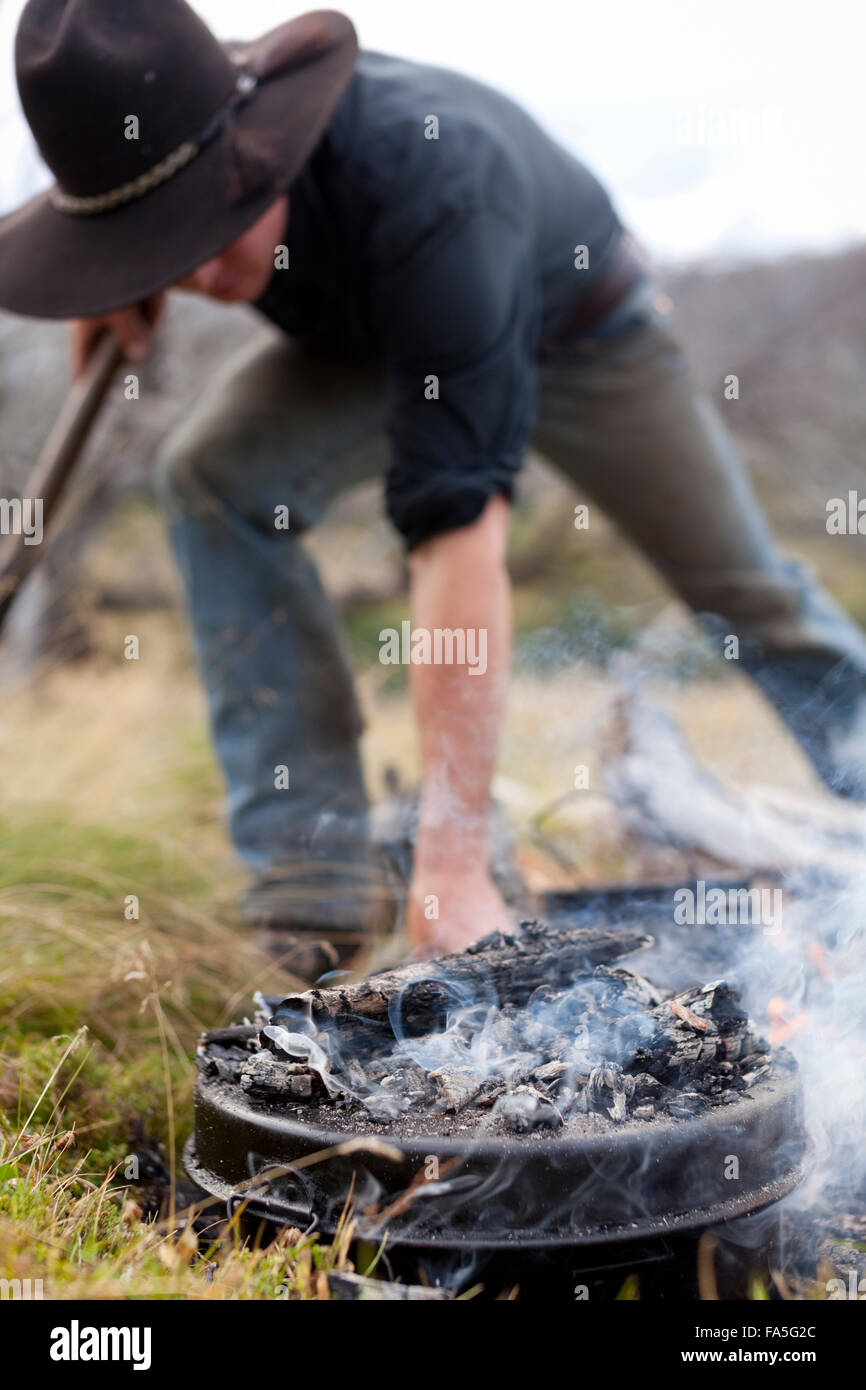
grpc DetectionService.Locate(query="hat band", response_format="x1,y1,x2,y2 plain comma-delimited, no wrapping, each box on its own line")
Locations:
49,69,258,216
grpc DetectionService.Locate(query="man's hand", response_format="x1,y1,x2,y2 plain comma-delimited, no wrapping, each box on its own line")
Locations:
70,293,164,376
406,864,513,957
406,492,512,958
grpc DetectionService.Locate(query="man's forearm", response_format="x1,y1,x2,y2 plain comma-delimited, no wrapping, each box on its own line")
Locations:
408,493,511,874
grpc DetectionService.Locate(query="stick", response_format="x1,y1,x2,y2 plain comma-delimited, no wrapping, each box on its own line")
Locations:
0,330,124,634
269,922,653,1049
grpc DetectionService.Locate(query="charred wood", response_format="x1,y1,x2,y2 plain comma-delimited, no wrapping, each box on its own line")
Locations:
265,921,653,1054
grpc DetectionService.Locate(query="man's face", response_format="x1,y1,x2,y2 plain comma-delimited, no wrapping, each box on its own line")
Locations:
174,194,289,303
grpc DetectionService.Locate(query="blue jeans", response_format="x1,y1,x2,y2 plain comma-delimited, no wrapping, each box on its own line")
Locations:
156,300,866,925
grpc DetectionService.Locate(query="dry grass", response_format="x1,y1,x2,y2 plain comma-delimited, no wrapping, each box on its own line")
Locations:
0,533,840,1299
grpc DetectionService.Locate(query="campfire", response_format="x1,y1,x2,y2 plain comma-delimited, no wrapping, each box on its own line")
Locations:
245,923,775,1133
187,921,805,1258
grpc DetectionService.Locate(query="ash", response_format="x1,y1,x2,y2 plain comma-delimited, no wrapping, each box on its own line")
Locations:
196,924,774,1136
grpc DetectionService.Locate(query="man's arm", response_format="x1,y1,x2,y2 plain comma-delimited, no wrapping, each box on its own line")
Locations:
406,492,513,955
368,200,535,954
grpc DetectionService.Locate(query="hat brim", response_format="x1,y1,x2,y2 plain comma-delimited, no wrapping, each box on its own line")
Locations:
0,13,358,319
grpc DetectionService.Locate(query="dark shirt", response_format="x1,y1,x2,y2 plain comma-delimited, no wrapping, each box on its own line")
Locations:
254,52,621,548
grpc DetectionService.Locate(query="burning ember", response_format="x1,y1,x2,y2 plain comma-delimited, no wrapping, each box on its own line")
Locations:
221,923,777,1135
188,919,805,1263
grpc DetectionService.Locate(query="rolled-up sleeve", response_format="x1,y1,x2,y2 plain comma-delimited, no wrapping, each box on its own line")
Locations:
368,204,538,549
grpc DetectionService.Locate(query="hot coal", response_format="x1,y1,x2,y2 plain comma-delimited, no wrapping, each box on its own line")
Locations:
196,923,775,1137
495,1088,564,1133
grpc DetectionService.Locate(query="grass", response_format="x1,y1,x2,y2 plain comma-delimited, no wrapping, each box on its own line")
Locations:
2,490,862,1299
0,669,834,1301
0,803,341,1299
0,615,440,1298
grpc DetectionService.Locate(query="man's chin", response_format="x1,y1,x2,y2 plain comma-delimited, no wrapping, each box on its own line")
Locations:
176,281,258,305
208,280,251,303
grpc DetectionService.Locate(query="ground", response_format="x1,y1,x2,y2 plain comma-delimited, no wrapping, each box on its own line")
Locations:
1,474,851,1299
4,244,866,1295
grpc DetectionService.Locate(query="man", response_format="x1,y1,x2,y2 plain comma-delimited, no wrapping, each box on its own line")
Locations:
2,1,865,975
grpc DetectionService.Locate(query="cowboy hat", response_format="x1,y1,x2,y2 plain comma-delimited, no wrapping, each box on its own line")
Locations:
0,1,358,318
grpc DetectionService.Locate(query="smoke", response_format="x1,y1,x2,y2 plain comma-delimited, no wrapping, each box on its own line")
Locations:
265,959,667,1124
248,931,798,1278
735,879,866,1209
248,622,866,1286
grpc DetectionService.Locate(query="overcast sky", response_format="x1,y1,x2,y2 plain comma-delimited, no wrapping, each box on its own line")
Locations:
1,0,863,263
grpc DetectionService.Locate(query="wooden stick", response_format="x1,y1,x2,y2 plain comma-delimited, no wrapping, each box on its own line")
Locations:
269,922,653,1048
0,331,124,634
